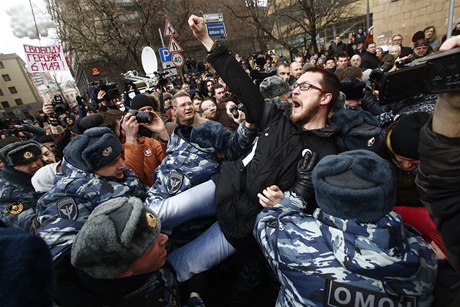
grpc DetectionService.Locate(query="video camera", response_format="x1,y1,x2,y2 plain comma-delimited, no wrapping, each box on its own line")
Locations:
369,48,460,103
89,81,121,102
52,94,68,115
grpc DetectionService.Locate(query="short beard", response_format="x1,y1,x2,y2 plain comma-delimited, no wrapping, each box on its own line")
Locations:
290,102,320,127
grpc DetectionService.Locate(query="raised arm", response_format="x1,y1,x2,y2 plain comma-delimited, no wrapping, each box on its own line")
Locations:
188,15,268,129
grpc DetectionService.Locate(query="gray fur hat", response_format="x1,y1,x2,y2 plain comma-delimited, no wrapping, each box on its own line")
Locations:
71,197,161,279
0,140,42,167
63,127,122,172
259,75,290,98
312,150,395,223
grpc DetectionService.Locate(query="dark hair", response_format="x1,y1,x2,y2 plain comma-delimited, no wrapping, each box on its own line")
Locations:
337,51,349,59
211,83,224,96
304,67,340,112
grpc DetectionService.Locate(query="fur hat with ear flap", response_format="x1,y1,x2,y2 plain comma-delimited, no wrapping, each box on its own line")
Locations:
0,140,42,168
259,75,290,98
63,127,122,172
71,196,161,279
190,121,231,152
312,150,396,223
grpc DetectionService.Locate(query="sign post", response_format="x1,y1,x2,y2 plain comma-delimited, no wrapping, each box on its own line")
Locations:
203,13,227,40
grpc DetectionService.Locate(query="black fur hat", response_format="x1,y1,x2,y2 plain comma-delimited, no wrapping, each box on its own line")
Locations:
63,127,122,172
190,121,231,152
0,140,42,167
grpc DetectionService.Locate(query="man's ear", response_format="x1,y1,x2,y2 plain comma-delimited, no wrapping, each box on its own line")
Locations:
320,93,333,106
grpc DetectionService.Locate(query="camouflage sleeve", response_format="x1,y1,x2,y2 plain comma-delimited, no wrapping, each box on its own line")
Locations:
254,194,315,287
224,122,258,161
0,204,38,234
38,218,84,259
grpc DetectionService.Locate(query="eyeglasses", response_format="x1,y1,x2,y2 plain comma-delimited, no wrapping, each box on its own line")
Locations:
201,104,216,111
293,81,327,93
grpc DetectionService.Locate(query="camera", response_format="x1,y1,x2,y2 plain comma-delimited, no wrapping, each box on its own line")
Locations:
370,48,460,103
128,109,153,123
229,103,246,119
52,95,68,115
89,81,120,102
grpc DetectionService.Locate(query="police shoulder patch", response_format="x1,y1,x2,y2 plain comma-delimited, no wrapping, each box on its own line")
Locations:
167,171,183,195
6,202,24,215
57,197,79,220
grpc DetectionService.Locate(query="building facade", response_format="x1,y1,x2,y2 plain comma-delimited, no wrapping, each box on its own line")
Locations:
0,53,43,118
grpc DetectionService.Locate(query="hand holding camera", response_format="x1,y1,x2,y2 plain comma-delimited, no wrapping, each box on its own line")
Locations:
121,113,139,144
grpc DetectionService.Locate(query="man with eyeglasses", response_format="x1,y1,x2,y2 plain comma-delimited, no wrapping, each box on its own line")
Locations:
390,34,412,58
184,14,341,253
165,90,208,135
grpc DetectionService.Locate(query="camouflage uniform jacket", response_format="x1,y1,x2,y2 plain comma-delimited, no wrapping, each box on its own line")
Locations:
0,168,42,233
146,122,257,207
255,192,437,307
37,160,146,258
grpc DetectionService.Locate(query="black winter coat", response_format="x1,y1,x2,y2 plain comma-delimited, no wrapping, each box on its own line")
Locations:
208,44,339,249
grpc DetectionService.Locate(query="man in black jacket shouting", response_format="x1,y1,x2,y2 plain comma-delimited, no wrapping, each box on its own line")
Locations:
185,14,340,250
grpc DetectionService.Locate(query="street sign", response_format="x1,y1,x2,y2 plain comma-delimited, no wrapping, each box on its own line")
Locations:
168,37,183,53
206,22,226,39
172,52,184,67
164,19,178,37
203,13,224,23
158,47,172,63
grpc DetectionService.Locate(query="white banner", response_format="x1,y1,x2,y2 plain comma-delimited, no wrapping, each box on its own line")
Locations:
23,44,69,72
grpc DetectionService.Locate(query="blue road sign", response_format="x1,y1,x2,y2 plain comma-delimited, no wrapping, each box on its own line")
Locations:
206,22,226,39
158,47,172,63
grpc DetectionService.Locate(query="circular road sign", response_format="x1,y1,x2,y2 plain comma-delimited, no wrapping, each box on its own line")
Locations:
172,52,184,67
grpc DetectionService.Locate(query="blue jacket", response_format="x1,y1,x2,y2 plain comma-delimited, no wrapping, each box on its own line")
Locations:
255,192,437,306
37,160,146,258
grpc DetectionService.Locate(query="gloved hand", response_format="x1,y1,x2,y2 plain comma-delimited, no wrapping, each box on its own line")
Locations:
290,149,318,201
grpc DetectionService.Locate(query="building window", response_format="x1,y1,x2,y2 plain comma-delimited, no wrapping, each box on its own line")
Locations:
14,98,23,105
1,101,10,108
2,74,11,81
0,61,4,69
0,89,3,96
8,87,17,94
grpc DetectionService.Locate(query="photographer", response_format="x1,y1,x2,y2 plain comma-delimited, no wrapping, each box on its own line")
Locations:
121,94,168,187
40,101,72,162
219,96,246,132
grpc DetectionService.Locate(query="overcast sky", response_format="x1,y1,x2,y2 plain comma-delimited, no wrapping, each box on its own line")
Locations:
1,0,72,80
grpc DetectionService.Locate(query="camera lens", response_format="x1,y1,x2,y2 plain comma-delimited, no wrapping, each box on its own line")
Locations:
135,112,153,123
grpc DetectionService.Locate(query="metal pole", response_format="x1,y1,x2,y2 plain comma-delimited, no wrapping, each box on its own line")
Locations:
159,28,165,47
29,0,41,43
447,0,456,39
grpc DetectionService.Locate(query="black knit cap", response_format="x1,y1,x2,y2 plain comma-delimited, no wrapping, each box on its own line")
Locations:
130,94,157,111
389,112,430,160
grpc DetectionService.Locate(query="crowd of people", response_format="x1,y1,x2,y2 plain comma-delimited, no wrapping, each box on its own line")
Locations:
1,14,460,307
